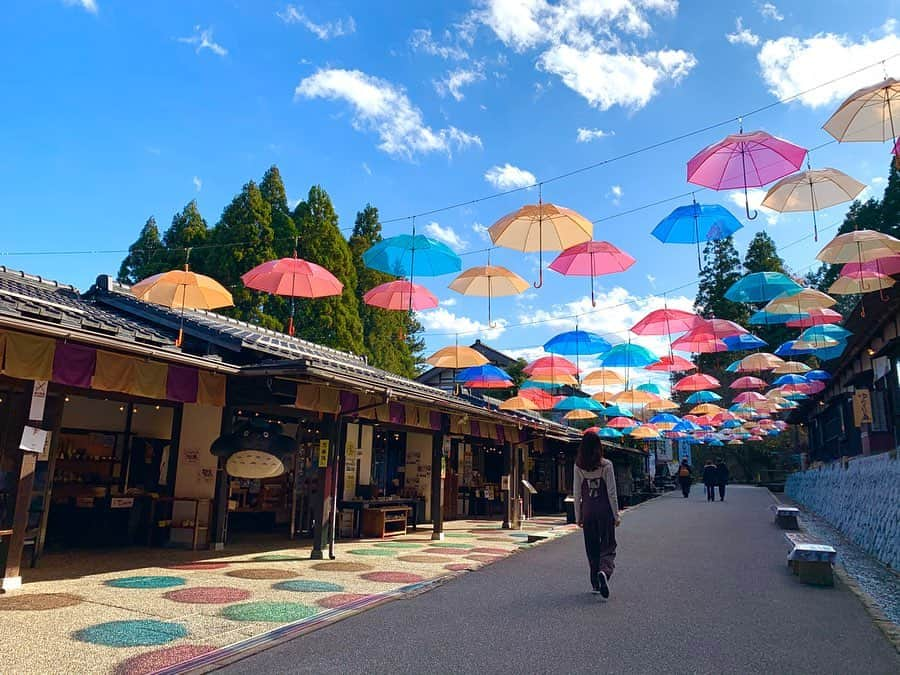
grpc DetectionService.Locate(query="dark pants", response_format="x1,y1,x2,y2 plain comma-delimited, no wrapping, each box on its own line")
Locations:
582,516,616,583
679,477,691,497
705,484,715,501
718,484,726,501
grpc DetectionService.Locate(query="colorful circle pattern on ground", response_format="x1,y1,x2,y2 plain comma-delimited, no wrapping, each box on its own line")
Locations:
372,542,423,549
0,592,83,611
471,547,510,555
348,548,396,556
310,562,372,572
252,554,306,562
430,542,474,548
167,562,230,571
105,576,186,589
220,601,318,623
225,568,299,580
397,555,453,563
162,587,252,604
360,571,425,583
420,548,470,555
316,593,371,609
443,533,473,538
74,620,188,647
467,554,504,563
115,645,216,675
273,580,344,593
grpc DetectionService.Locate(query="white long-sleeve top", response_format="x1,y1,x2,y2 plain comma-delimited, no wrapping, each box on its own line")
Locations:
573,458,619,523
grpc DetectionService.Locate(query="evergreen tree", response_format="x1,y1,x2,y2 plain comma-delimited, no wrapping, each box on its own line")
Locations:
163,200,209,271
743,232,784,274
117,217,166,284
259,166,299,327
879,161,900,239
292,186,365,353
695,237,748,324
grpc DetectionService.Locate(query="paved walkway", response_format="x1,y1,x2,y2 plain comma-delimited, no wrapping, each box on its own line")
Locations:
220,486,900,675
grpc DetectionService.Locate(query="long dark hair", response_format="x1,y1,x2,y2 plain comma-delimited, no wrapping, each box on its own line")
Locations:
576,432,604,471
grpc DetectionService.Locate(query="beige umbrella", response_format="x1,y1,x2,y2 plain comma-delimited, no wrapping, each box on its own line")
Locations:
610,389,660,406
738,353,785,372
764,288,836,314
488,199,593,287
773,361,811,375
823,78,900,143
646,398,679,411
762,168,866,240
499,395,539,411
449,264,529,325
564,409,598,421
816,229,900,264
829,271,896,295
425,346,489,369
582,369,626,387
590,390,618,404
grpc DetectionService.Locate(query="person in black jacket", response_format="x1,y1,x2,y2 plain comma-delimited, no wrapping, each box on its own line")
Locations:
676,459,692,498
716,458,730,501
702,459,717,502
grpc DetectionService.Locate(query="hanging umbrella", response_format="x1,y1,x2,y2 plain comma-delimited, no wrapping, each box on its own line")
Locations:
603,405,634,418
518,389,560,410
773,374,807,386
725,272,803,304
806,369,831,381
725,359,742,372
765,289,836,314
131,266,234,346
564,409,599,421
599,343,659,368
449,264,529,325
457,364,513,389
687,130,807,219
671,331,728,354
794,335,839,350
734,391,766,404
649,413,682,429
596,427,623,439
651,201,743,267
363,233,462,278
363,280,438,311
591,390,618,404
607,416,636,429
823,78,900,144
690,403,725,415
814,341,848,361
842,254,900,277
544,330,611,357
737,353,784,372
761,167,866,240
549,241,636,305
463,376,514,390
685,391,722,404
584,426,602,435
582,369,626,386
526,372,580,387
647,398,680,411
774,340,815,357
723,333,768,351
816,229,900,264
631,308,705,335
700,318,749,337
242,254,343,336
749,310,807,325
499,396,539,411
425,346,488,369
829,271,896,295
524,355,579,376
554,396,606,412
785,308,843,328
610,389,660,407
489,200,593,287
799,325,852,342
673,373,721,391
773,361,811,375
730,376,768,390
630,426,661,439
645,355,697,372
636,383,664,395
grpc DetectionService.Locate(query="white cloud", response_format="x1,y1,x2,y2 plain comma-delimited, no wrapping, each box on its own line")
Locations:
758,2,783,21
726,17,759,47
728,189,779,225
276,5,355,40
441,297,458,307
484,163,536,190
576,127,614,143
646,274,657,288
423,222,468,251
538,44,697,110
758,32,900,107
435,68,485,101
883,19,898,35
62,0,97,13
361,162,372,175
872,176,887,185
177,26,228,57
472,222,491,241
608,184,623,205
417,308,507,340
295,69,482,159
409,28,469,60
192,176,202,192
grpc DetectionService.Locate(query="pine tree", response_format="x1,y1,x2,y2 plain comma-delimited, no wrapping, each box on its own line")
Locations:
259,166,299,327
117,217,167,284
879,161,900,239
743,232,784,274
695,237,748,324
163,200,209,271
292,186,365,353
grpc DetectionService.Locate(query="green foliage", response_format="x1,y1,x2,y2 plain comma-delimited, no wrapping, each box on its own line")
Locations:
117,217,167,284
164,200,209,271
695,237,748,324
743,232,784,274
507,358,528,388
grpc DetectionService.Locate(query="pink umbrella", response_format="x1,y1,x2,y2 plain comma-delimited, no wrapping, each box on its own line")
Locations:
607,416,636,429
806,380,826,394
630,308,704,335
673,373,721,391
645,355,697,372
699,318,749,338
523,355,579,376
841,255,900,277
730,376,768,390
734,391,766,404
687,130,807,219
518,389,561,410
786,308,843,328
363,280,438,311
672,331,728,353
549,241,635,306
242,255,344,336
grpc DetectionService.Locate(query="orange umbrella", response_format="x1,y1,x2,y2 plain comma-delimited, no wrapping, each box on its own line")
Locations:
582,369,626,386
564,409,598,421
425,346,488,369
498,396,539,411
449,264,529,325
737,353,784,372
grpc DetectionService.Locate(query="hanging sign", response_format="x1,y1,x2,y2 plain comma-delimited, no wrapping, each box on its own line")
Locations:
19,426,50,455
677,440,692,465
29,380,48,422
318,439,330,467
852,389,873,426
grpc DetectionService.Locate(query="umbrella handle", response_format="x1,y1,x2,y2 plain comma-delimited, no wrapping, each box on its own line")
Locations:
744,187,758,221
534,188,544,288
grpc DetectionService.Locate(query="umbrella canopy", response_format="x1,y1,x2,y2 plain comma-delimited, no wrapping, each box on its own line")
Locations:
799,324,852,341
723,333,768,351
806,369,831,381
132,269,234,310
630,308,704,335
526,372,580,386
582,369,626,386
774,340,816,357
749,310,807,325
645,355,697,372
602,405,634,418
489,202,593,287
738,352,784,372
363,280,439,311
518,389,561,410
773,374,807,386
829,271,895,295
242,257,343,299
425,346,488,369
498,396,539,411
564,409,599,421
607,416,636,428
596,427,623,438
630,426,661,439
463,376,514,390
544,330,611,356
599,343,659,368
524,355,579,376
456,364,512,387
686,391,722,404
690,403,725,415
816,229,900,264
823,78,900,142
448,265,529,324
647,398,680,411
794,335,839,350
773,361,811,375
731,376,768,390
765,289,836,314
671,331,728,354
363,234,462,278
610,389,660,406
761,168,866,240
649,413,682,429
636,383,664,395
785,308,843,328
700,318,750,337
554,396,606,412
549,241,635,305
842,254,900,277
651,202,743,267
734,391,767,404
686,130,807,219
725,359,742,372
725,272,803,304
673,373,721,392
591,390,617,404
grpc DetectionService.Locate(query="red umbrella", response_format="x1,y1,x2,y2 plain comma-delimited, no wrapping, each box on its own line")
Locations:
734,391,766,404
645,355,697,372
730,376,768,390
242,255,344,336
363,280,438,311
698,318,748,337
630,308,705,335
785,308,843,328
549,241,635,306
606,416,636,429
518,388,562,410
523,355,579,376
673,373,721,392
672,331,728,353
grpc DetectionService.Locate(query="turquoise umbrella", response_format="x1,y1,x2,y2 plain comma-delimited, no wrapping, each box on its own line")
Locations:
686,391,722,404
363,234,462,277
599,343,659,368
596,427,623,439
554,396,606,412
725,272,803,303
799,325,852,342
636,382,664,395
749,310,806,325
602,405,634,418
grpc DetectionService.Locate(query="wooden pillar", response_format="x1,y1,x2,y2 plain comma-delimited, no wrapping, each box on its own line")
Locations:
210,407,234,550
430,414,448,541
310,413,340,560
501,441,511,530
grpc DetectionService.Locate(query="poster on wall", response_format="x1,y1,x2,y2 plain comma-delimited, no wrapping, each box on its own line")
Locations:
657,439,673,462
677,440,692,466
852,389,873,426
318,439,330,467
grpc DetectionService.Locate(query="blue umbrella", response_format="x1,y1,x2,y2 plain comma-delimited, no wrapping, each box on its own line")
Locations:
596,427,623,439
749,310,807,325
602,405,634,418
767,429,781,436
799,325,852,341
707,438,724,447
775,340,815,357
599,343,659,368
649,413,682,425
773,374,807,386
686,391,722,404
543,330,611,356
554,396,606,412
725,359,742,372
806,369,831,381
520,379,558,390
673,420,701,433
723,333,768,351
636,383,664,395
363,234,462,277
814,341,847,361
721,419,743,429
456,364,511,381
725,272,803,304
652,201,743,267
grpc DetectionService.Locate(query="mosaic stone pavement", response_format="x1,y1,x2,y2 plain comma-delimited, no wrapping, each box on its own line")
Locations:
0,517,573,674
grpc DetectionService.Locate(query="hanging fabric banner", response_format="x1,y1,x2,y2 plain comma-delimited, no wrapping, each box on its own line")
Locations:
51,342,96,388
166,365,199,403
93,351,136,392
3,332,55,381
130,359,168,399
198,370,227,407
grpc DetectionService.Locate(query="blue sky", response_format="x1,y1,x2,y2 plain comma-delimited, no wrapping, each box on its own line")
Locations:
2,0,900,368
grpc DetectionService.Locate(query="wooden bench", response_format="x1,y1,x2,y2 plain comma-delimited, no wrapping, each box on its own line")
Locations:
784,531,836,586
772,505,801,530
361,506,411,539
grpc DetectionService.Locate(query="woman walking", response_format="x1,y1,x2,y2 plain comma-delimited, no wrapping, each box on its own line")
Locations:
677,458,692,498
702,459,717,502
716,457,729,501
573,432,620,597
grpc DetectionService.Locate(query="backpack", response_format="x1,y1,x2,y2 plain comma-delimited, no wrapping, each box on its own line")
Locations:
678,465,690,477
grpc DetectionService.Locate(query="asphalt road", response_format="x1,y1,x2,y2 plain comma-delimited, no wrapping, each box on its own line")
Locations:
218,486,899,675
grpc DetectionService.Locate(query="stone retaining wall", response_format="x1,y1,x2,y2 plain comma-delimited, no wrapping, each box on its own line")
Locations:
786,452,899,570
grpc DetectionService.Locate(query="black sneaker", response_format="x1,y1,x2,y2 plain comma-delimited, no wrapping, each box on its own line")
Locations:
591,572,601,594
597,571,610,599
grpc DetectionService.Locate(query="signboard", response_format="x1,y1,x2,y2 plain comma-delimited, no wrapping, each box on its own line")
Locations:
657,439,674,462
29,380,48,422
852,389,874,426
110,497,134,509
317,439,330,468
677,440,692,466
647,451,657,478
441,436,451,456
500,475,510,491
19,426,50,455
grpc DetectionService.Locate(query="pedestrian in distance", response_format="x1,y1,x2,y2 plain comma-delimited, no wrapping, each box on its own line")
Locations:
716,457,729,501
573,432,620,598
677,458,692,498
702,459,717,502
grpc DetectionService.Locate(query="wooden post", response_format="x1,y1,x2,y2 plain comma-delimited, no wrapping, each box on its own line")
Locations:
501,441,511,530
430,415,448,541
310,413,339,560
210,408,234,550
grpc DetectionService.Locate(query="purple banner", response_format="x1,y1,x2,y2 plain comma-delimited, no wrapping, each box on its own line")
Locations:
389,402,405,425
51,342,96,388
340,391,359,415
166,365,199,403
